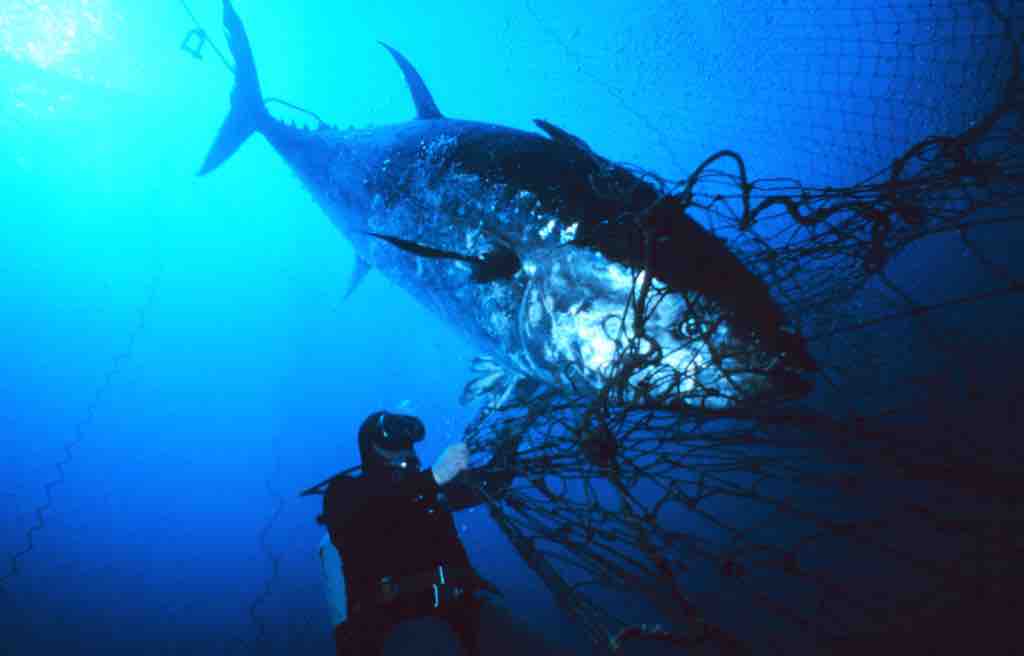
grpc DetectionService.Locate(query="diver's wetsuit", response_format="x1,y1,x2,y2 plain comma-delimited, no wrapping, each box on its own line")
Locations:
321,467,508,656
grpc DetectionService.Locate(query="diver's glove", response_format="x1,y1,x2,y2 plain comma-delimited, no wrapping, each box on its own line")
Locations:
432,442,469,486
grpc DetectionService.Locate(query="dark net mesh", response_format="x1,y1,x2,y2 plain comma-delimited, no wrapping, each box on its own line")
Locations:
465,1,1022,653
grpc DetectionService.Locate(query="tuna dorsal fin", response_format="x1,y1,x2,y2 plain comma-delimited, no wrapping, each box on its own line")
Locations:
533,119,592,153
378,42,443,119
343,256,372,300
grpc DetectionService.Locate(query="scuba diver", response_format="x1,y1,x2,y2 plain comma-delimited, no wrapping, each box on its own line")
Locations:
310,411,516,656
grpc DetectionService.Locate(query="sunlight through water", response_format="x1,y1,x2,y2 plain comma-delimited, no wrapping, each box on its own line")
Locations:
0,0,111,74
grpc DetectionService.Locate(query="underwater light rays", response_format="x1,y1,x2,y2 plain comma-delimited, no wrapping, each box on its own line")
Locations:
0,0,110,72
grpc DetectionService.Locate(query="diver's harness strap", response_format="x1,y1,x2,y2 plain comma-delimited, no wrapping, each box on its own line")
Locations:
351,565,498,616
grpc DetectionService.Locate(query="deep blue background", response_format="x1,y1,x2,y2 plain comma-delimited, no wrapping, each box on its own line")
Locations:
1,1,1020,654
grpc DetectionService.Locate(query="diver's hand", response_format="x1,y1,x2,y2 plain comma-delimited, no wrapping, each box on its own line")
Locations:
432,443,469,486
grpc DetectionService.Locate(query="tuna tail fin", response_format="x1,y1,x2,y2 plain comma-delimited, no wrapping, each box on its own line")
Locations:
198,0,269,176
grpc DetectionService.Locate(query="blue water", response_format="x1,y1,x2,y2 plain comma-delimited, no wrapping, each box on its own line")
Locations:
1,1,1020,655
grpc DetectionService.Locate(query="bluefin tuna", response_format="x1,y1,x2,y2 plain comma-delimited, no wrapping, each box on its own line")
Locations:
200,0,816,409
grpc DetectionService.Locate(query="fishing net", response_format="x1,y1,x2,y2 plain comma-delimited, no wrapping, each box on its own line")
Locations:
464,0,1022,653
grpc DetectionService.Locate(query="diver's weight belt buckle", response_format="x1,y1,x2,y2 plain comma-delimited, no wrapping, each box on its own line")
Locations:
374,564,472,608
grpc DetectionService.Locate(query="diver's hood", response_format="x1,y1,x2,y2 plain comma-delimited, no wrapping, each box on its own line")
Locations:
358,411,425,476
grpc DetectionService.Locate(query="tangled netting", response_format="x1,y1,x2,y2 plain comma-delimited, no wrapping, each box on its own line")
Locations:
464,1,1022,653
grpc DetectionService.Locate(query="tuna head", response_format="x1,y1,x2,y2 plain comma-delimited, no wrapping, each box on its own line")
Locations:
514,244,805,409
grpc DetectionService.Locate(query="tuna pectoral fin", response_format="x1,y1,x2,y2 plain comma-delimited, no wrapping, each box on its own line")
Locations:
364,232,521,283
198,0,269,176
364,232,468,261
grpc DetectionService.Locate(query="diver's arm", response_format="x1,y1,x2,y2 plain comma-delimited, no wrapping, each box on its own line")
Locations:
439,440,517,511
428,442,484,510
431,443,469,486
442,466,515,511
